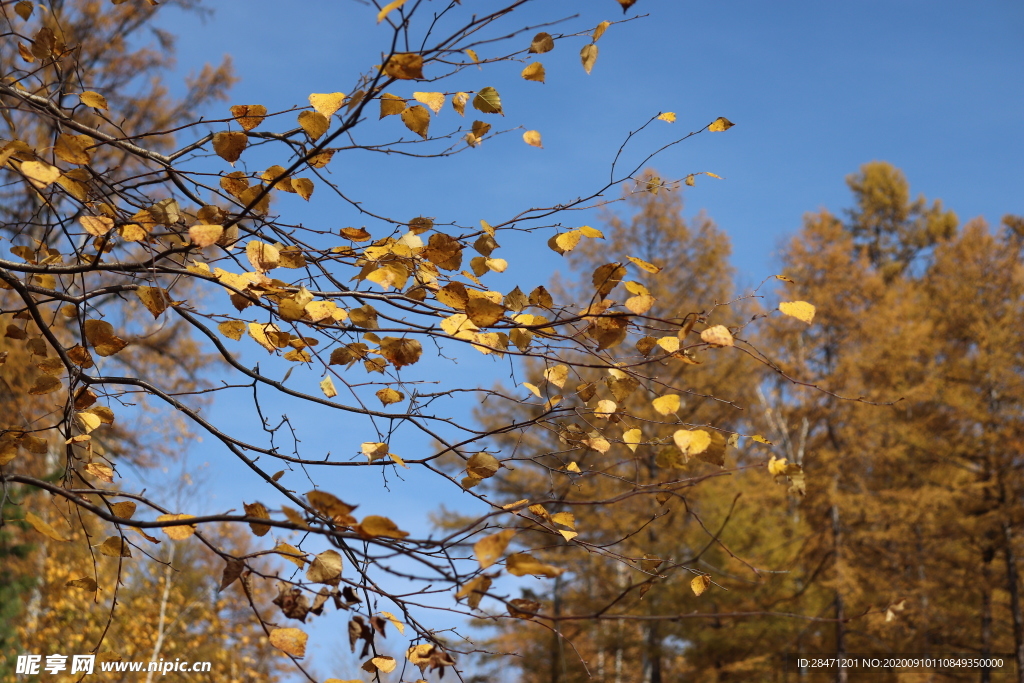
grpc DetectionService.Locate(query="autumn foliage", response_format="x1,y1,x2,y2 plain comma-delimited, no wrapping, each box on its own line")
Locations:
2,0,1020,681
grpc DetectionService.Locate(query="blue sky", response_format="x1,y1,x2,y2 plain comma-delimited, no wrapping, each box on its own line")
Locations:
141,1,1023,678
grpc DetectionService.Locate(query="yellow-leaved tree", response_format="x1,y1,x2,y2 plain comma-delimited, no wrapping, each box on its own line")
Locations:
0,1,828,680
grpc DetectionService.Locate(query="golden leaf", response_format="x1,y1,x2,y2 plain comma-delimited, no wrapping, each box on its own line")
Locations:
230,104,267,131
623,428,642,453
79,91,108,110
708,116,735,132
657,336,680,353
189,223,223,247
379,93,406,118
626,255,662,273
66,577,98,591
243,502,271,537
135,286,170,318
213,131,247,163
523,130,543,148
691,574,711,596
752,434,773,445
474,529,515,569
306,550,343,584
79,215,114,236
580,43,598,74
652,394,680,415
594,399,617,419
21,160,60,189
28,375,61,395
320,376,337,398
110,501,136,519
292,177,314,201
452,91,469,116
84,319,128,356
309,92,346,118
779,300,816,324
673,429,711,458
472,87,503,115
26,512,70,542
566,461,581,473
14,1,32,20
467,452,500,479
401,105,431,139
269,628,308,657
377,0,409,22
357,515,409,539
275,542,307,567
384,53,424,80
544,364,569,388
506,553,565,578
298,111,329,141
593,21,611,41
55,133,92,164
413,91,445,114
97,536,131,557
657,112,676,123
700,325,734,347
246,240,280,273
370,656,397,673
551,512,575,530
455,575,491,609
85,462,114,483
521,62,545,83
529,32,554,53
380,611,406,635
217,320,245,341
157,514,196,540
376,387,404,406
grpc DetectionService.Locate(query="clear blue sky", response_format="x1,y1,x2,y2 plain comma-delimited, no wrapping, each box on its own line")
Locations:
144,1,1023,679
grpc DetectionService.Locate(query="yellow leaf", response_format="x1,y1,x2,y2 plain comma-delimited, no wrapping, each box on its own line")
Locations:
362,442,390,463
691,574,711,596
269,628,308,657
383,53,424,80
674,429,711,458
85,462,114,483
380,611,406,635
779,300,816,324
189,223,223,247
594,399,617,419
506,553,565,578
467,452,500,479
768,455,788,477
21,160,60,189
379,93,406,118
700,324,734,347
66,576,98,591
79,91,108,110
274,542,307,567
474,529,515,569
553,230,583,253
775,274,795,283
558,529,578,542
623,428,642,453
14,1,32,20
551,512,576,530
472,87,503,115
465,48,479,63
213,131,247,163
243,501,271,536
230,104,267,131
25,512,70,542
371,656,397,673
455,575,491,609
298,110,329,141
376,0,409,22
452,91,469,116
79,215,114,237
413,91,445,114
320,376,337,398
135,286,170,318
157,514,196,540
246,240,280,272
751,434,773,445
376,387,404,406
626,255,662,273
567,461,581,473
521,62,545,83
309,92,346,118
292,177,314,201
593,20,611,41
55,133,92,165
357,515,409,539
580,43,598,74
523,130,543,148
110,501,136,519
529,32,554,53
657,336,680,353
544,364,569,388
217,320,245,341
523,382,541,398
306,549,343,584
84,319,128,356
652,394,680,415
708,116,735,132
97,536,131,557
401,104,431,139
657,112,676,123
